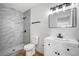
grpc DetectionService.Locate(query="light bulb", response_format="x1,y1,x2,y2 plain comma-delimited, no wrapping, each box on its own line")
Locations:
71,3,75,8
56,8,59,13
49,10,53,15
63,5,65,12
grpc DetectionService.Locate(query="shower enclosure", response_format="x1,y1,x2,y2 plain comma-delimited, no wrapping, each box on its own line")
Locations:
0,7,24,56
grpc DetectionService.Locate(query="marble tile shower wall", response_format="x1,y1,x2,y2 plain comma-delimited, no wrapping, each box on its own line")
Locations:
0,7,24,56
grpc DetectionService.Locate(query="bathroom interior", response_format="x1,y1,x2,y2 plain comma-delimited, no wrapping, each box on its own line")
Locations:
0,3,79,56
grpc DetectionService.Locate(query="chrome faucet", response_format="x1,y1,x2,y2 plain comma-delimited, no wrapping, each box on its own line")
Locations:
57,34,63,38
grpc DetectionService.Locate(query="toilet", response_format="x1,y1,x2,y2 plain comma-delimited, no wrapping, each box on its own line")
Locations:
24,36,38,56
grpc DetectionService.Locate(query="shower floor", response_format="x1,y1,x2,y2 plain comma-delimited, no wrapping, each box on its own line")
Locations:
16,49,44,56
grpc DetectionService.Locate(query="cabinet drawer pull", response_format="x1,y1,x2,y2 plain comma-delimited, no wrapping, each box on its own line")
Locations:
67,48,70,51
58,53,60,55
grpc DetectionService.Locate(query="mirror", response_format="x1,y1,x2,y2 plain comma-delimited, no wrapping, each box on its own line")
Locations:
49,8,77,28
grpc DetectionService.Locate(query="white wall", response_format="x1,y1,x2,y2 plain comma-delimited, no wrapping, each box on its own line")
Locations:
31,3,54,53
50,4,79,40
31,3,79,53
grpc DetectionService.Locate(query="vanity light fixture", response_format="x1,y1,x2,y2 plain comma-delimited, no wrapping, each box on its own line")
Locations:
50,3,72,14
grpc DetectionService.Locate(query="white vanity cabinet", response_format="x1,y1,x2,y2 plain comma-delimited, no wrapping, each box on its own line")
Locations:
44,37,79,56
44,39,56,56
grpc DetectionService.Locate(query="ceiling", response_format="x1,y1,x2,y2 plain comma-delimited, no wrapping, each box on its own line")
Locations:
0,3,59,12
0,3,40,12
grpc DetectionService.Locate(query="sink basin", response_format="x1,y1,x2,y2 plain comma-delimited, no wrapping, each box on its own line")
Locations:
45,37,79,44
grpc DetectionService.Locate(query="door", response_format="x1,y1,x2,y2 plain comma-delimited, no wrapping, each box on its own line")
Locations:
23,9,31,44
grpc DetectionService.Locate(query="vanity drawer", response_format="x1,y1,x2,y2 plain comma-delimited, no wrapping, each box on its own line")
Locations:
63,45,79,56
